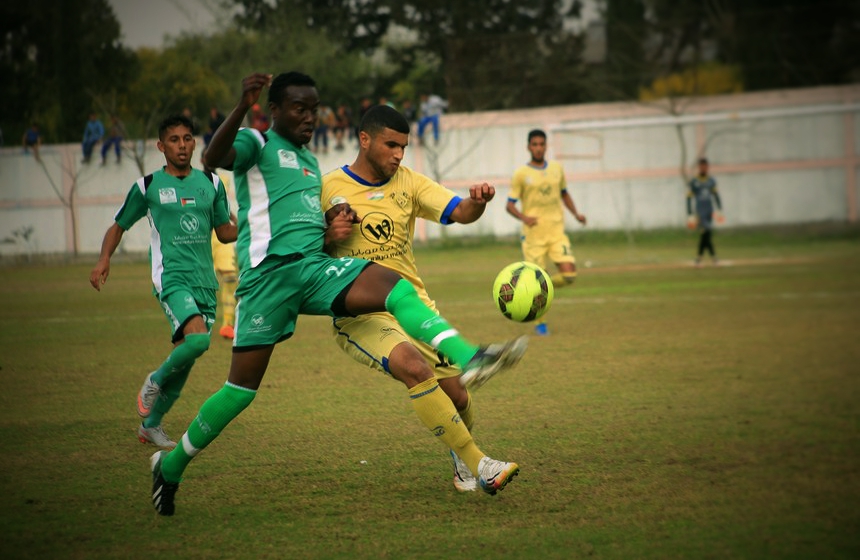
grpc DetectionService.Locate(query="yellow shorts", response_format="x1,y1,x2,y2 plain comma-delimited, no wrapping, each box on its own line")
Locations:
521,232,575,271
332,312,459,379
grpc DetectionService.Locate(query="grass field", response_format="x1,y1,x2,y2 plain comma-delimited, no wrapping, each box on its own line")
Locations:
1,226,859,559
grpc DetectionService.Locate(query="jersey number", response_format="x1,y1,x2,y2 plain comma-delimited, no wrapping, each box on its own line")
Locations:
325,257,356,277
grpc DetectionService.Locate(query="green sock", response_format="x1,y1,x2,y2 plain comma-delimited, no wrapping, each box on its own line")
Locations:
160,382,256,483
385,279,478,366
151,333,210,386
143,363,193,429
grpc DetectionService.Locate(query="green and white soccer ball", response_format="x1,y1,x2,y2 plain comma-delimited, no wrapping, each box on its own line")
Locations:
492,261,554,322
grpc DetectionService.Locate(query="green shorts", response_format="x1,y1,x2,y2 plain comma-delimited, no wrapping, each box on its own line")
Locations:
332,312,458,379
158,287,216,342
234,253,370,348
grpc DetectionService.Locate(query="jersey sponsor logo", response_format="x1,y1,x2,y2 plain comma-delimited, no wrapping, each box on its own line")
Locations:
432,425,446,437
247,313,272,334
159,188,177,204
180,197,196,206
184,295,195,307
278,149,299,169
179,214,200,234
360,212,393,245
302,167,317,179
329,195,348,206
301,191,321,212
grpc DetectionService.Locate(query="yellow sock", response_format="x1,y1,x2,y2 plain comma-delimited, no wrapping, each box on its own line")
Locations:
459,391,475,432
550,272,576,288
408,378,484,474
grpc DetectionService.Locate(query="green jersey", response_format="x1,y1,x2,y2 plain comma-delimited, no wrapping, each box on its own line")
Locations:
231,127,326,273
114,168,231,296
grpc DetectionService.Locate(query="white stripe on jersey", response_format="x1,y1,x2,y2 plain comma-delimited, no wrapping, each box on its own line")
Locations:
246,164,272,268
148,207,165,295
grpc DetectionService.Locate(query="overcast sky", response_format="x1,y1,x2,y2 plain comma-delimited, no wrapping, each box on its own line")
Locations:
109,0,218,49
109,0,600,50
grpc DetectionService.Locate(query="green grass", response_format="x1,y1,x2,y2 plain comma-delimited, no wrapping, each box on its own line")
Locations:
1,225,859,559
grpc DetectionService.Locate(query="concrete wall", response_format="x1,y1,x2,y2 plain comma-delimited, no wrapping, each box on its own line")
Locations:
1,84,858,257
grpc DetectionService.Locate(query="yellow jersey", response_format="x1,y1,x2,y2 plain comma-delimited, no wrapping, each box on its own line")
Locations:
321,165,461,309
509,160,567,243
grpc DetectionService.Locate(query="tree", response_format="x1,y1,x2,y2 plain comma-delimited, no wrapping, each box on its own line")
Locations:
0,0,135,142
118,47,230,174
225,0,586,111
715,0,860,90
385,0,584,110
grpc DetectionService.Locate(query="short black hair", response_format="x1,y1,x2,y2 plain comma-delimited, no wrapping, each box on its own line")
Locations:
359,105,410,136
528,129,546,142
698,157,709,164
268,72,316,106
158,114,195,140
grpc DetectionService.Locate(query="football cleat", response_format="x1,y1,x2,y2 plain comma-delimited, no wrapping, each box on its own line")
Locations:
477,456,520,495
450,451,477,492
459,335,528,390
138,424,177,449
219,325,235,339
150,451,179,516
137,371,160,418
534,323,549,336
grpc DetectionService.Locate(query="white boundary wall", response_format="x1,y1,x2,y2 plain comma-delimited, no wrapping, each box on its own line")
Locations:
1,84,858,256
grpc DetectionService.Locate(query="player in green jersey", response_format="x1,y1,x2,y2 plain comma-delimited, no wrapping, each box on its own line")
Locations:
147,72,526,516
90,114,237,449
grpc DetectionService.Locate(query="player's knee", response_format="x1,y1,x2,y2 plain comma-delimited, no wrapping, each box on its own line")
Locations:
184,333,211,358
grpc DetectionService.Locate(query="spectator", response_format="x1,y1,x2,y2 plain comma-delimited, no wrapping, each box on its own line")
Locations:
313,104,335,154
82,112,104,164
22,123,42,161
250,103,269,132
204,106,226,147
356,97,373,139
332,104,352,151
418,93,448,145
181,107,201,135
101,115,125,165
400,99,416,126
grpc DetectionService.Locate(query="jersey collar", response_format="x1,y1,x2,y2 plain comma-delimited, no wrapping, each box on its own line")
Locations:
341,165,390,188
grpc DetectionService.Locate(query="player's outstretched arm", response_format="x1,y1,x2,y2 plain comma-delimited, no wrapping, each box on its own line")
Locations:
89,223,125,291
205,73,272,170
450,183,495,224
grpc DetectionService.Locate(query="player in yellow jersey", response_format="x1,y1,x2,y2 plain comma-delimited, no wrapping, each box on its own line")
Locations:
506,129,586,336
322,104,525,493
205,152,238,339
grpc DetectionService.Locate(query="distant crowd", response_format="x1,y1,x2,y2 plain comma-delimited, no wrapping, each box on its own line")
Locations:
15,92,448,166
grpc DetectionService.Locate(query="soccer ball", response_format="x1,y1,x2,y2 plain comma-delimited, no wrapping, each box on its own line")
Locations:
492,261,554,322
